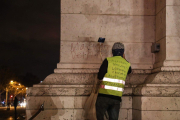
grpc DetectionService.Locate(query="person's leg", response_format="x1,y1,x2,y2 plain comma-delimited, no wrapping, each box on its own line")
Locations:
96,96,109,120
107,100,120,120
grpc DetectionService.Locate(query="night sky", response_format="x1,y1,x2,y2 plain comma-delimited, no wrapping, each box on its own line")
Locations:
0,0,60,81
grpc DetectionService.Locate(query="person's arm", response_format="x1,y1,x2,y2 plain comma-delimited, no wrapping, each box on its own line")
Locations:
128,66,132,74
97,58,108,80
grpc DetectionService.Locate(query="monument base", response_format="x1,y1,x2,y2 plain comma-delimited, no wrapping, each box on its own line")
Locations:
26,84,133,120
132,72,180,120
133,96,180,120
26,71,149,120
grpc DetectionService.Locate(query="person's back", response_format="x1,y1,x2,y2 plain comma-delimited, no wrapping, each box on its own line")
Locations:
96,42,131,120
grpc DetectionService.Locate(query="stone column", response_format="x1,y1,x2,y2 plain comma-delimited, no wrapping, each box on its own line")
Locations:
26,0,155,120
133,0,180,119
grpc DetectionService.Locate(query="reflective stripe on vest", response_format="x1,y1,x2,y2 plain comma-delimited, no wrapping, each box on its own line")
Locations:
103,77,125,85
100,85,124,92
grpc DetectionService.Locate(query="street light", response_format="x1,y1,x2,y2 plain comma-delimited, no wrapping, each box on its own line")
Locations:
19,83,21,85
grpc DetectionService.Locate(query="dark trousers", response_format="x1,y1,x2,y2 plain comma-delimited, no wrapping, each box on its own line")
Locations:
96,96,120,120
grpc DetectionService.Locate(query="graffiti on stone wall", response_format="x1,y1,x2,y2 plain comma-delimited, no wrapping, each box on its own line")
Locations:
70,42,109,60
60,74,95,85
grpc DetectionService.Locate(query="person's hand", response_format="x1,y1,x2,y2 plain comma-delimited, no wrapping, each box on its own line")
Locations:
123,54,125,59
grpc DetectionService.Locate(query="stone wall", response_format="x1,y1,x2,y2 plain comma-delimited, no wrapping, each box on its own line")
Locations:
26,0,157,120
154,0,180,72
132,1,180,120
60,0,155,70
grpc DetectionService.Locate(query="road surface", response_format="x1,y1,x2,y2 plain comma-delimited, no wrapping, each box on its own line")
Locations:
0,106,26,120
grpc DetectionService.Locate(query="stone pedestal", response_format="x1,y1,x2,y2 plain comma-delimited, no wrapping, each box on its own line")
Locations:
25,0,180,119
133,72,180,120
131,0,180,119
26,70,149,120
26,72,96,120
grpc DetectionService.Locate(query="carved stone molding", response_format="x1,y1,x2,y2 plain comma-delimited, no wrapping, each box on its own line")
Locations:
152,67,180,73
144,72,180,84
133,72,180,96
27,84,133,96
133,84,180,97
42,71,150,86
132,69,151,74
42,73,96,85
54,68,152,74
54,68,99,73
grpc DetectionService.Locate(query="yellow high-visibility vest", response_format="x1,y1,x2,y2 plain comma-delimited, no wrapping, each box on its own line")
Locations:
99,56,130,97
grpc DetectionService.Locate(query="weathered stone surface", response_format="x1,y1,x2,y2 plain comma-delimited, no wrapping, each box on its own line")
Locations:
133,97,180,110
73,109,86,120
119,109,128,120
61,0,155,15
61,14,155,43
131,70,151,74
144,72,180,84
26,96,75,109
126,74,148,85
26,109,75,120
27,85,134,96
132,110,180,120
42,73,95,85
26,108,132,120
166,37,180,61
156,7,166,41
121,96,132,109
35,72,149,88
119,0,155,15
163,61,180,66
61,0,119,14
156,0,166,14
26,95,133,119
132,72,180,96
60,41,110,63
54,68,152,74
57,63,100,69
61,41,154,69
127,109,132,120
166,0,180,5
54,68,99,73
166,6,180,37
133,85,180,97
27,87,92,96
26,96,132,109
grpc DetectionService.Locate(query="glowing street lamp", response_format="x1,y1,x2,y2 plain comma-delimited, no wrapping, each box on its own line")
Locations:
19,83,21,85
26,87,28,90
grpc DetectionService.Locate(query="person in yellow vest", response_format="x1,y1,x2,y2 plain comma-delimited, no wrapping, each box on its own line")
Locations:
96,42,131,120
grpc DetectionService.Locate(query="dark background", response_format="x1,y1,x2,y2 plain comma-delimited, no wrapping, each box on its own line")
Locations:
0,0,60,86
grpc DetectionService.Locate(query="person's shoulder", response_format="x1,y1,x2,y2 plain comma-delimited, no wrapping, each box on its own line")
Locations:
103,58,108,61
